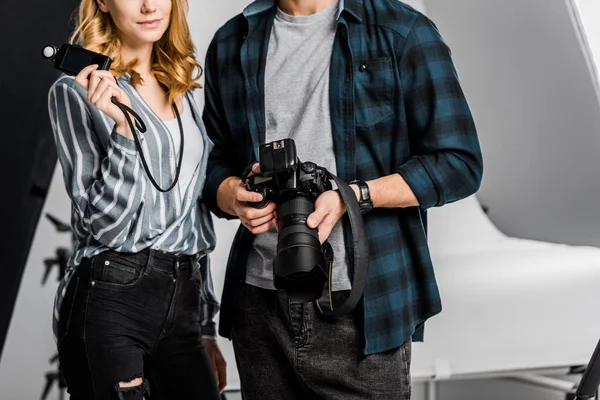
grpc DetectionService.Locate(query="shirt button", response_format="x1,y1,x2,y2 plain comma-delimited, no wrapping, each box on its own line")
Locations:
359,64,367,72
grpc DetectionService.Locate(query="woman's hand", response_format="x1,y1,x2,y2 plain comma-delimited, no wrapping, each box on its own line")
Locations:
75,64,134,139
202,339,227,393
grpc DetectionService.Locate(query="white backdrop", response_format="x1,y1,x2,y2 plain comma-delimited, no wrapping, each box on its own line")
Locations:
573,0,600,74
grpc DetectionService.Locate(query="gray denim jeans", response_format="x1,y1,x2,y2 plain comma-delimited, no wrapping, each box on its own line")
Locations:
231,284,412,400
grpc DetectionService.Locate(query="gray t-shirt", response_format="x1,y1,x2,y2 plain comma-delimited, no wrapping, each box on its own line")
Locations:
245,1,351,292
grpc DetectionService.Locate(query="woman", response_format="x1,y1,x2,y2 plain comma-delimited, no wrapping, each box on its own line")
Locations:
47,0,225,398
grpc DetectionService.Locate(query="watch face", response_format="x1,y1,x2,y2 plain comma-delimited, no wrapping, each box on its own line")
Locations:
350,180,373,213
360,184,371,201
361,186,371,202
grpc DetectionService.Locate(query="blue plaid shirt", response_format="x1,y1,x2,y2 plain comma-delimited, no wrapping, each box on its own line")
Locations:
202,0,483,355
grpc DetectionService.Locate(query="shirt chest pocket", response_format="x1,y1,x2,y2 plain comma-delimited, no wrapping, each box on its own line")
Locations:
353,57,394,128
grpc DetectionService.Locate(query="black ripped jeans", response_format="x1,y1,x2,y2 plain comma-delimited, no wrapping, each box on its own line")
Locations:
56,248,221,400
232,285,412,400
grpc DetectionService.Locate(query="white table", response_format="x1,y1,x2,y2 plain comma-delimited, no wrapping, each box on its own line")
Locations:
414,195,600,398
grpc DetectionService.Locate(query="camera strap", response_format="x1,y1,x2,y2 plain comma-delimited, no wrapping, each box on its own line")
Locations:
314,172,369,317
111,97,184,193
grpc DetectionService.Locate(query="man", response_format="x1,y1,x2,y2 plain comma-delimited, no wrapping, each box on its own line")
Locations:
202,0,483,398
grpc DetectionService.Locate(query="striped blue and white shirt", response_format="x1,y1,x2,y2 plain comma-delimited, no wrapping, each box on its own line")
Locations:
48,73,219,340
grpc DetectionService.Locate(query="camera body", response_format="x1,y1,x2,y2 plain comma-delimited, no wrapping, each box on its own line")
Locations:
245,139,333,301
246,139,331,208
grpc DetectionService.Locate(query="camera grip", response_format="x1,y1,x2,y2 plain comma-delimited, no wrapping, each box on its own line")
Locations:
247,198,269,209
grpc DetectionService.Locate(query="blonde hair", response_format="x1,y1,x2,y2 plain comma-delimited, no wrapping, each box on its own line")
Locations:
70,0,201,104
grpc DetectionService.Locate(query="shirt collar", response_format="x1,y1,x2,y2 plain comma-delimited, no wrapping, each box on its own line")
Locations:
243,0,362,22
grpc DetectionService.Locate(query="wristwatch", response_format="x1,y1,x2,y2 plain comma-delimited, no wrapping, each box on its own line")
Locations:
349,180,373,214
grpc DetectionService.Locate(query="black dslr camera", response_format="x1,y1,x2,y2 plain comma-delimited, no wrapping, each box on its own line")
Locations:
244,139,333,302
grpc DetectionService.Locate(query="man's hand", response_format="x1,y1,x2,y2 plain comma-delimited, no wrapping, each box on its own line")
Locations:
233,163,277,233
203,338,227,393
217,163,278,233
306,190,349,244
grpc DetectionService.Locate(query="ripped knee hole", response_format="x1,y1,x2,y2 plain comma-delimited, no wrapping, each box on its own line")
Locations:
118,377,144,388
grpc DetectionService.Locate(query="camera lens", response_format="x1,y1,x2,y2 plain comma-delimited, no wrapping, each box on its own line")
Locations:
273,194,328,302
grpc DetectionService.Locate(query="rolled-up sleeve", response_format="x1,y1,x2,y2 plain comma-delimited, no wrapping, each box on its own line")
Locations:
396,14,483,209
199,256,220,339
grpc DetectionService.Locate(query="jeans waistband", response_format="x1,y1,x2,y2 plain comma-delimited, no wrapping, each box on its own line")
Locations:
141,248,195,263
98,248,200,276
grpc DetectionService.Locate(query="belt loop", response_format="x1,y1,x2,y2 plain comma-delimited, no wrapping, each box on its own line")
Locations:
172,259,180,280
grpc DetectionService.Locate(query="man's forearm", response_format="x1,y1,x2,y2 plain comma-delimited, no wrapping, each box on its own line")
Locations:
216,176,241,216
351,173,419,209
308,173,419,243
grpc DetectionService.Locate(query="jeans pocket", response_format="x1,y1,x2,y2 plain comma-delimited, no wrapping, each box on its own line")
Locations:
90,251,146,290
